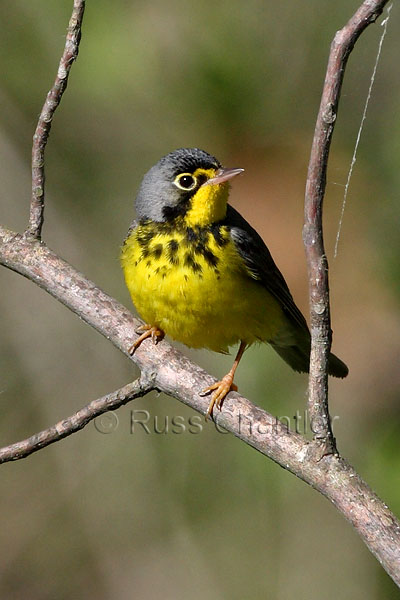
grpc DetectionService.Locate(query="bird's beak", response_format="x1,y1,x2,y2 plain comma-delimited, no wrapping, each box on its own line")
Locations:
202,167,244,186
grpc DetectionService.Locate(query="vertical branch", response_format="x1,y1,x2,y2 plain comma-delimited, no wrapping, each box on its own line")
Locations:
26,0,86,240
303,0,389,454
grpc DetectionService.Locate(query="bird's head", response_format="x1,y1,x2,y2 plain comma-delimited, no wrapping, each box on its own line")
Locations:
135,148,244,226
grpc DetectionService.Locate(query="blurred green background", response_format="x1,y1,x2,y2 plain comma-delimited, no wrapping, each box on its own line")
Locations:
1,1,399,598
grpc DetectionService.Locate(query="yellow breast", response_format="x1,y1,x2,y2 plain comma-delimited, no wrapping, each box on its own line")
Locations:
121,222,284,353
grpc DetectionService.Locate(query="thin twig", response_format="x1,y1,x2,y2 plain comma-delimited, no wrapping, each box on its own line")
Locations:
334,2,393,258
0,378,153,464
303,0,390,455
26,0,85,240
1,226,400,584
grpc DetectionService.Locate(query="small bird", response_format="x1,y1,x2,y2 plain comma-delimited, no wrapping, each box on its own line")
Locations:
121,148,348,419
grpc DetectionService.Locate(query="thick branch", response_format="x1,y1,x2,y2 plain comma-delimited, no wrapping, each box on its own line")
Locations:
27,0,85,240
0,378,152,463
303,0,389,453
1,226,400,584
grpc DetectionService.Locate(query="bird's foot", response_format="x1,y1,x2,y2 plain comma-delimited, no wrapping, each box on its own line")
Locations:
128,324,165,355
202,375,238,420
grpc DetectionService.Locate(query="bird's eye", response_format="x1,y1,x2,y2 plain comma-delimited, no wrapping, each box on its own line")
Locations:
174,173,197,191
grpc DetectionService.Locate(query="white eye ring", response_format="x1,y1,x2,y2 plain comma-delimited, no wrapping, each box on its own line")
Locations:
173,173,197,191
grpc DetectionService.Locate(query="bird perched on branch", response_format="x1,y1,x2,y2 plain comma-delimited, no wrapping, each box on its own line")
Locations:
121,148,348,419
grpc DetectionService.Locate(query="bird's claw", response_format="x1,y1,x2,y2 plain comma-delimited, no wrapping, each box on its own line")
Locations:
202,375,238,420
128,325,164,355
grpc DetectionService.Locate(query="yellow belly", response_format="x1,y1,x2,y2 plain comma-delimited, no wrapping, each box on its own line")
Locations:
121,226,284,353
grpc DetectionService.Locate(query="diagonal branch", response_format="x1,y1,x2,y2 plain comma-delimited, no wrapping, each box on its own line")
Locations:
303,0,390,455
0,378,153,464
27,0,85,240
1,226,400,584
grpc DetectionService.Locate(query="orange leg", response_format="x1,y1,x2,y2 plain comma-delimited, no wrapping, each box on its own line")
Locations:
128,324,165,355
202,341,247,420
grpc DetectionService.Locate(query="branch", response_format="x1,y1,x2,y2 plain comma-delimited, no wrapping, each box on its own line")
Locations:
303,0,390,454
1,226,400,584
27,0,85,240
0,378,153,464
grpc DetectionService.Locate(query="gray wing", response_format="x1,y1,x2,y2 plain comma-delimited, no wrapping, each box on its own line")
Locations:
225,205,309,333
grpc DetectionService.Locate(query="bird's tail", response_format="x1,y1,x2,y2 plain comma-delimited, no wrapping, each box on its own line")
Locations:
270,339,348,378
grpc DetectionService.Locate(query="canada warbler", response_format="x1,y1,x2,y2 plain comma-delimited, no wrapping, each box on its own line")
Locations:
121,148,348,419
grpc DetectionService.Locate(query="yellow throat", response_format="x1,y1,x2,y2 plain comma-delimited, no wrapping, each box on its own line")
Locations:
183,168,230,227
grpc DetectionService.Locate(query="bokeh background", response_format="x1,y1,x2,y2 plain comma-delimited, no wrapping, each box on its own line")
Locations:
1,1,399,598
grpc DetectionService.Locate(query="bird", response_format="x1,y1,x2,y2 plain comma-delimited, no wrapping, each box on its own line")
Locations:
120,148,348,419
